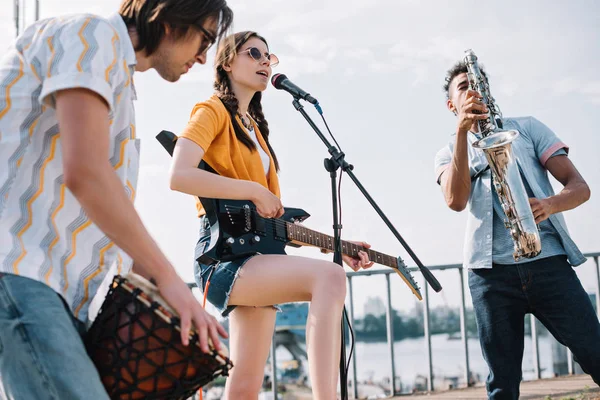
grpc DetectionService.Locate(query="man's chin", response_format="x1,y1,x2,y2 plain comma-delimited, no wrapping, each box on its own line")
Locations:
166,74,181,83
157,70,182,83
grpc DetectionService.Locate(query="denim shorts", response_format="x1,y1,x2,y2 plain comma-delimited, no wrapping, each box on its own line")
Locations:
193,217,279,317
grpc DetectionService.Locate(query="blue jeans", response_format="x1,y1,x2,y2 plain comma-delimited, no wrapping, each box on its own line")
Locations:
0,273,109,399
469,255,600,400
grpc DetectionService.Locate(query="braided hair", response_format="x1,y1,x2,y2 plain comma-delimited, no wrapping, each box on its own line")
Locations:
213,31,280,171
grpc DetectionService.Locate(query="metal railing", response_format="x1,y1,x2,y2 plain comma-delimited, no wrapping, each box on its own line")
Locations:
191,252,599,398
340,252,600,398
13,0,40,37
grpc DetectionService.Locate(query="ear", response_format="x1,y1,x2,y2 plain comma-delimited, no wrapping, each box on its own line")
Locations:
222,62,232,72
446,99,456,115
163,23,171,36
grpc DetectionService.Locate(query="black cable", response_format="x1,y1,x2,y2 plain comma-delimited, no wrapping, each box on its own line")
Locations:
338,171,343,224
326,111,352,399
337,169,348,399
344,307,355,374
321,113,343,153
338,172,355,397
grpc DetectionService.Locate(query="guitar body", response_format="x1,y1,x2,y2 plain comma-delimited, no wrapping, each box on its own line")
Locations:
200,198,310,263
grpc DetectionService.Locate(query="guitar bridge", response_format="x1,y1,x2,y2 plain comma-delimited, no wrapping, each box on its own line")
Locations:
243,204,252,232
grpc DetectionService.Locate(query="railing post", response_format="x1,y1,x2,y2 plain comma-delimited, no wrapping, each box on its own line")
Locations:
530,315,541,379
458,268,471,387
271,333,278,399
14,0,20,37
423,277,433,392
385,274,397,396
567,348,574,375
35,0,40,21
347,276,359,399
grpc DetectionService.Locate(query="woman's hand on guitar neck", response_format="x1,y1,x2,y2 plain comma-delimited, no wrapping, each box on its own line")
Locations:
250,183,284,218
343,241,375,271
321,241,375,271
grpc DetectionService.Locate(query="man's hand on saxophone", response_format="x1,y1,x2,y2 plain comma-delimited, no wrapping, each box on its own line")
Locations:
528,153,590,225
528,197,554,224
454,87,489,135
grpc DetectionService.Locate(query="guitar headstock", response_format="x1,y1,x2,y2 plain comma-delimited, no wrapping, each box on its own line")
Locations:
281,207,310,223
394,257,422,301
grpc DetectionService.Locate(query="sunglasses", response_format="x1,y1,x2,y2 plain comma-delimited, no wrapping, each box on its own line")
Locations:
239,47,279,68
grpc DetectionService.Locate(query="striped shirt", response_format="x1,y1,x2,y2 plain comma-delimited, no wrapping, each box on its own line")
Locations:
0,13,139,322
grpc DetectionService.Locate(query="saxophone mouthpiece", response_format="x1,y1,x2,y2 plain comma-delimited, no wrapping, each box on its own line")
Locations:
464,49,477,61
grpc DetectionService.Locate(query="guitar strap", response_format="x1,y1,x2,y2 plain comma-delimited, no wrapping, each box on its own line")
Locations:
154,129,220,280
471,165,490,182
195,160,221,269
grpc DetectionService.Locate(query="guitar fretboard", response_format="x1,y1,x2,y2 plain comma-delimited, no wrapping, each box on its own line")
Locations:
285,223,398,268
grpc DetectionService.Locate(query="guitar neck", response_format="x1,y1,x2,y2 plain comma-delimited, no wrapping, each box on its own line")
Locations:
285,222,398,268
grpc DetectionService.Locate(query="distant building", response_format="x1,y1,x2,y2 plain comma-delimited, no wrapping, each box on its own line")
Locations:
364,296,386,317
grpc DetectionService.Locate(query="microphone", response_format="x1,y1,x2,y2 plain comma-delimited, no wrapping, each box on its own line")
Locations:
271,74,318,105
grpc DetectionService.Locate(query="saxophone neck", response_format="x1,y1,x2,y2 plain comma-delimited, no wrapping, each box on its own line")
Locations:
464,49,502,136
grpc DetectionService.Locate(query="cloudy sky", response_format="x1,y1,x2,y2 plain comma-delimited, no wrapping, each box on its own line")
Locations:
2,0,599,317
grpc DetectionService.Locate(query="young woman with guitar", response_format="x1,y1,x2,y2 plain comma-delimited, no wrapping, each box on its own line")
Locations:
168,31,378,400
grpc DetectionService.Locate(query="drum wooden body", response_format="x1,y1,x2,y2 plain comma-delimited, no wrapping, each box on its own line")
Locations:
85,274,233,400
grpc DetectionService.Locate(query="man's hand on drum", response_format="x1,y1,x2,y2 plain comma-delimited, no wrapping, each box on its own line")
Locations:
156,270,228,352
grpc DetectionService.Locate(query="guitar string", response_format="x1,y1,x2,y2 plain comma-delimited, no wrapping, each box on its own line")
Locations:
224,206,382,255
222,205,400,266
219,206,419,288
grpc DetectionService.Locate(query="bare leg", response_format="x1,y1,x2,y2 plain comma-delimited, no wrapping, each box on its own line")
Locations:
223,306,277,400
227,254,347,400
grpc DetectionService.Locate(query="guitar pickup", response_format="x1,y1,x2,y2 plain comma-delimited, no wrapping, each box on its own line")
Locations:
252,213,267,235
273,221,287,241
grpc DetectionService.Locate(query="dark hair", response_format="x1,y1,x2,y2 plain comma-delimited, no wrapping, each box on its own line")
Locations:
443,60,488,99
118,0,233,56
213,31,280,172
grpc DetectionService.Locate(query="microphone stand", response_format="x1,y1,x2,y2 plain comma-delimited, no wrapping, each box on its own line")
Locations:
289,97,442,399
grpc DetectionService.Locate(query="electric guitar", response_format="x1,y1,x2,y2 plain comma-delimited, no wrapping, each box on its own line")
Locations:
156,130,422,300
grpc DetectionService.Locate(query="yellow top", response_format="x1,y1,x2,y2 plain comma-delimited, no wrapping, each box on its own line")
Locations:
179,94,280,216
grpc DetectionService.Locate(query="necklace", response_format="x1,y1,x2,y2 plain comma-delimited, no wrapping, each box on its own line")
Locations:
238,113,253,130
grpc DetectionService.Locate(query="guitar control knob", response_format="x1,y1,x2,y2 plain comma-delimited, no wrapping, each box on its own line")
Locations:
225,237,235,246
252,235,261,243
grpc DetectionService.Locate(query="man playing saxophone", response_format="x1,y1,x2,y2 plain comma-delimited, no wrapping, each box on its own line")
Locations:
435,54,600,399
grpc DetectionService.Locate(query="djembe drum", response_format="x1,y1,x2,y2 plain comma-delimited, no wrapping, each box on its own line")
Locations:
85,273,233,400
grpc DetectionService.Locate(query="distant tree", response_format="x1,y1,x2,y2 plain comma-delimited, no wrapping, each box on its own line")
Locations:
352,305,551,342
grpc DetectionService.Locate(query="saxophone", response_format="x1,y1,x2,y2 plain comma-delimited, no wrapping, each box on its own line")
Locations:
464,49,541,261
